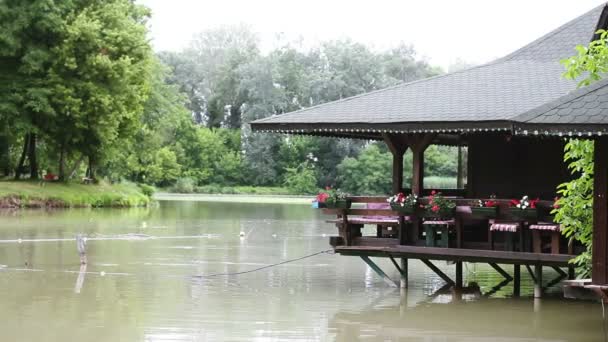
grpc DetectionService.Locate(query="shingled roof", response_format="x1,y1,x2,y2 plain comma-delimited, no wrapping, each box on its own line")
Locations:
251,4,608,139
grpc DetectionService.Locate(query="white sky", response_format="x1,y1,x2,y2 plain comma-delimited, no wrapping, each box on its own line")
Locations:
139,0,606,69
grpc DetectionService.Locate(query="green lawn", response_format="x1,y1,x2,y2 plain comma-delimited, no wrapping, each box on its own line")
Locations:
0,181,151,208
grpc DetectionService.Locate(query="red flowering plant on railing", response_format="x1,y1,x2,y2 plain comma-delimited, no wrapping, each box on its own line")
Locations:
509,195,539,210
314,187,351,209
470,194,499,218
423,190,456,219
472,194,499,208
387,192,418,214
509,195,539,219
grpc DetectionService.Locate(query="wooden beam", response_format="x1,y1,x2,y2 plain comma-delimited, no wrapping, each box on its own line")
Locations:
593,137,608,285
489,262,513,281
420,259,455,285
360,256,398,287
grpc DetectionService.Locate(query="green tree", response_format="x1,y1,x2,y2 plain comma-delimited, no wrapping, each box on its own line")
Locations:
0,0,153,181
336,144,392,195
284,161,318,195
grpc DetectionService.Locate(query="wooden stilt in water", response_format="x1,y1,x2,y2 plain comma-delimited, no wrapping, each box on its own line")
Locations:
388,254,408,288
534,264,543,298
455,261,463,289
513,264,521,297
360,256,398,288
400,258,408,288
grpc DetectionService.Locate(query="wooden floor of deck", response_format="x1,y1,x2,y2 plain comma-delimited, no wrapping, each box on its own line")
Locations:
335,244,572,267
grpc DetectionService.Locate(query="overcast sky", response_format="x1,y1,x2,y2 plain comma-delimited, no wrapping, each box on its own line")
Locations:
139,0,606,69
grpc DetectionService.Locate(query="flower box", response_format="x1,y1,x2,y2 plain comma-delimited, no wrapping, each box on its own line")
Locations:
324,199,352,209
390,203,415,215
471,206,498,219
423,207,456,221
509,207,537,220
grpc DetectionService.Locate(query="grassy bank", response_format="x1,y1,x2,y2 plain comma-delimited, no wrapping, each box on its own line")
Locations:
0,181,152,208
154,192,313,204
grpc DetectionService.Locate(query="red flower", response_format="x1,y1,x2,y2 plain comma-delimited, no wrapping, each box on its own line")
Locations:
325,186,331,190
530,198,540,209
485,200,497,207
316,192,329,203
431,190,437,195
431,205,440,213
509,199,520,207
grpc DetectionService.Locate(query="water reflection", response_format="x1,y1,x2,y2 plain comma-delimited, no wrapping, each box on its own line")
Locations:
0,200,603,341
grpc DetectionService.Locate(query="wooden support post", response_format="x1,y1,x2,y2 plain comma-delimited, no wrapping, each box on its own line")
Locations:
593,137,608,285
513,264,521,297
405,134,435,195
382,133,408,194
420,259,455,286
455,261,463,289
551,231,560,254
400,258,408,289
360,256,398,288
568,266,575,280
534,264,543,298
388,254,408,288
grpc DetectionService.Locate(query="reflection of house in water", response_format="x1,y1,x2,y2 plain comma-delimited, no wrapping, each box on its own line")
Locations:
329,293,602,341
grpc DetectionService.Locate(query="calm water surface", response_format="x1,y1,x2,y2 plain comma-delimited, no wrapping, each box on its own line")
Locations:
0,199,604,341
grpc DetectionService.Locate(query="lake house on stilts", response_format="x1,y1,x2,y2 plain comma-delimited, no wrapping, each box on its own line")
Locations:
251,4,608,299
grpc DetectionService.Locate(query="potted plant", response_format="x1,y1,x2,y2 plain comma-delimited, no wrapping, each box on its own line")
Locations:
314,187,351,209
422,191,456,220
470,195,499,218
509,195,539,219
387,192,418,214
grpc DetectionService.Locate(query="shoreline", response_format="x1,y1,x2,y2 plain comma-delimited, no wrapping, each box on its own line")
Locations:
154,192,314,204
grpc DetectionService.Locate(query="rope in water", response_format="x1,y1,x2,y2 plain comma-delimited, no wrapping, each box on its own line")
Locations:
192,249,335,278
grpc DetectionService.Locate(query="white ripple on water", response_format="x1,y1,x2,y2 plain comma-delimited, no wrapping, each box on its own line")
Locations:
0,234,221,244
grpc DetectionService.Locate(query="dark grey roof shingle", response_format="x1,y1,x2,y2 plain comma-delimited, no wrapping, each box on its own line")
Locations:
252,4,607,135
514,77,608,125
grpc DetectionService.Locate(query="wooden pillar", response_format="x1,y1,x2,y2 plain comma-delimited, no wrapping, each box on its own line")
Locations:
534,265,543,298
513,264,521,297
405,134,435,195
593,137,608,285
382,134,408,193
457,145,463,189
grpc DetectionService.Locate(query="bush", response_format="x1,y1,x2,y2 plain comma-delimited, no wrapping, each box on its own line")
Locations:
171,177,196,193
138,183,155,197
283,162,318,194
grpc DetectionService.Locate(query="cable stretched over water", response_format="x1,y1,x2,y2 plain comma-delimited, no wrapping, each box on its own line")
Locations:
192,249,335,278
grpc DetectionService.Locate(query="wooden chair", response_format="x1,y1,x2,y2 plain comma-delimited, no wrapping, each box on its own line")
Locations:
423,219,455,247
489,220,524,251
529,222,561,254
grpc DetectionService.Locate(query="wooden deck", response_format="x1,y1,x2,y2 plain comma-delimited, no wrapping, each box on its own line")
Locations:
335,244,572,267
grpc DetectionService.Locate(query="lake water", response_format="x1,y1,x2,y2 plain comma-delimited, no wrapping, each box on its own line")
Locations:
0,199,604,341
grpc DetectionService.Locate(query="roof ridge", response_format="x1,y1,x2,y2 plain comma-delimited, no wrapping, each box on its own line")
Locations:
496,3,607,64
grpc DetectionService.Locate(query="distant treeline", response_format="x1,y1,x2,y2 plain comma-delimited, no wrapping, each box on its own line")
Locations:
0,1,461,195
